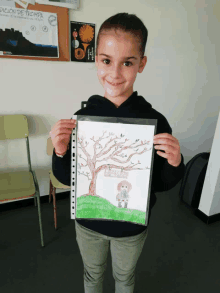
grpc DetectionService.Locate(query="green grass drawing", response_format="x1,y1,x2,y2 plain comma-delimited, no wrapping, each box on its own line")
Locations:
76,195,146,225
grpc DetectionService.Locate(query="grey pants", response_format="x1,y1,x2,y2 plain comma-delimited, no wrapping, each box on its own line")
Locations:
75,220,149,293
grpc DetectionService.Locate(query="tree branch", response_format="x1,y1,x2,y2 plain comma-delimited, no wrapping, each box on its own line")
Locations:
78,171,92,181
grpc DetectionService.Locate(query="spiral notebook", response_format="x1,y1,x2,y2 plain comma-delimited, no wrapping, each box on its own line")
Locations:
71,115,157,226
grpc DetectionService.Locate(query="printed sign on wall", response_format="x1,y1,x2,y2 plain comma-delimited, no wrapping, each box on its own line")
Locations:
0,6,59,58
70,21,95,62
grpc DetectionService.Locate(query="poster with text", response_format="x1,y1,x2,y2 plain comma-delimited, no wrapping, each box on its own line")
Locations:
0,6,59,58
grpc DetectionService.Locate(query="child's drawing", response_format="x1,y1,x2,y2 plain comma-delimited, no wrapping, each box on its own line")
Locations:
78,131,150,196
116,180,132,209
75,121,155,225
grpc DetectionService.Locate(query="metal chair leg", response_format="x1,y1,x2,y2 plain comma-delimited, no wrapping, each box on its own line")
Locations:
34,195,37,207
49,180,52,203
36,191,45,247
52,186,57,230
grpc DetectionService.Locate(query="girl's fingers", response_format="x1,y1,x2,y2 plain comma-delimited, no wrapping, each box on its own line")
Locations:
51,125,76,137
50,120,76,141
59,119,76,126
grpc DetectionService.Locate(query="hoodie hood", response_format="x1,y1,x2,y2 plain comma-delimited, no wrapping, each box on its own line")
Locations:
86,91,152,113
73,90,172,135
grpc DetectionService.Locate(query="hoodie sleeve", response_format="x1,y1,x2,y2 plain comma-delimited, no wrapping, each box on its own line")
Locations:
52,115,78,186
151,116,185,193
52,141,72,186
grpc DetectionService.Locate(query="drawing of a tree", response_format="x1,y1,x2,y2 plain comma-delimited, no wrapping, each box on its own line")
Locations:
77,130,152,196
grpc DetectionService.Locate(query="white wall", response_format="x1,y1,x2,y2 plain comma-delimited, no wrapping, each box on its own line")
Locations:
1,0,220,216
199,110,220,216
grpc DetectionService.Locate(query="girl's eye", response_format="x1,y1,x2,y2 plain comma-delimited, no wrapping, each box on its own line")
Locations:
102,59,109,65
102,59,132,67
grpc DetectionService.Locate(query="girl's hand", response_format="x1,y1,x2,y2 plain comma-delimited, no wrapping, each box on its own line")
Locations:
50,119,77,155
153,133,182,167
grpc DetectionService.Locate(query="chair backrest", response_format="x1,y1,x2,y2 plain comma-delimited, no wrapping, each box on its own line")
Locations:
0,115,29,140
0,114,32,172
47,137,54,156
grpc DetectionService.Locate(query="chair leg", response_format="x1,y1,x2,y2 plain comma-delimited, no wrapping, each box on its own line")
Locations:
34,195,37,207
49,180,53,203
52,186,57,230
36,191,45,247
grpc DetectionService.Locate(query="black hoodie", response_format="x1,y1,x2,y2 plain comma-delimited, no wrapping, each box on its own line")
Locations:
52,91,185,237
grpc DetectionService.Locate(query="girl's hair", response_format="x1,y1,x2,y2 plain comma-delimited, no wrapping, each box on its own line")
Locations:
96,13,148,59
117,180,132,192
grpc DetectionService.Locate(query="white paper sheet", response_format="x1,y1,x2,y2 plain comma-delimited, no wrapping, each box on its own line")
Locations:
14,0,35,9
71,116,156,226
36,0,79,10
0,0,15,7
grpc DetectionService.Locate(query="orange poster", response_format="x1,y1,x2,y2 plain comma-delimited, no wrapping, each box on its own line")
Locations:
71,21,95,62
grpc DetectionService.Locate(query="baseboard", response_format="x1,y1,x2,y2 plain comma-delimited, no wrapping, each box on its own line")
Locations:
0,191,70,213
179,199,220,225
194,208,220,225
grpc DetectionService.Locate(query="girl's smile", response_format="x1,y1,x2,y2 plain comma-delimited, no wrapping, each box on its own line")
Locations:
107,80,124,86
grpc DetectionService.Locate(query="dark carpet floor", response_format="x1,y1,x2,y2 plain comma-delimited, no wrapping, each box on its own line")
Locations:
1,180,220,293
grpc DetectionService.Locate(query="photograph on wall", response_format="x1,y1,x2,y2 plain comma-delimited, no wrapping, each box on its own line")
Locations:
0,6,59,58
71,115,157,226
70,21,95,62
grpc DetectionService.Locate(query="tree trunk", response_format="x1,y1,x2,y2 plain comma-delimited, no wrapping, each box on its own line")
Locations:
88,171,98,195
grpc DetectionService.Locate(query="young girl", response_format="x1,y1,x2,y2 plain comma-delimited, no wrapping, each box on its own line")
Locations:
50,13,185,293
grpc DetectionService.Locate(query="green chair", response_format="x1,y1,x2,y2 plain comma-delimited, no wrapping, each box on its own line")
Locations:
0,115,44,247
47,137,70,230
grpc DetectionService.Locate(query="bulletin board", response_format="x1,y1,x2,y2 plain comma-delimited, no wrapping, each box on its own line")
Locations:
0,3,70,61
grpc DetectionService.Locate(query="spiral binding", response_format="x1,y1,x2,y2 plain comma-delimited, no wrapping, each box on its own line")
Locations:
71,116,77,220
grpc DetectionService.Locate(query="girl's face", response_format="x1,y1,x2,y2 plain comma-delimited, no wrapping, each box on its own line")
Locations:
121,185,128,191
95,30,147,108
